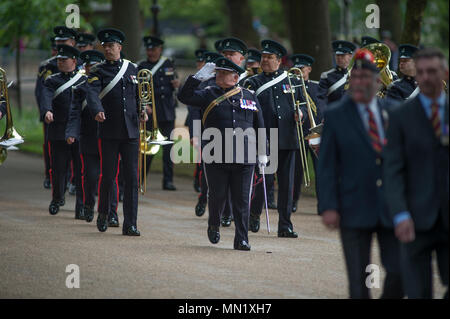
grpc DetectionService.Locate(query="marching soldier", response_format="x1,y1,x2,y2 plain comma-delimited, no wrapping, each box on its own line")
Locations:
318,40,356,106
386,44,419,102
86,28,147,236
138,35,180,191
178,57,266,251
39,44,86,217
76,33,96,52
245,40,307,238
65,50,120,226
290,54,324,213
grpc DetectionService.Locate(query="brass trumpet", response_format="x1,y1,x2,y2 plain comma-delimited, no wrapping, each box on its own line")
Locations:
0,67,24,166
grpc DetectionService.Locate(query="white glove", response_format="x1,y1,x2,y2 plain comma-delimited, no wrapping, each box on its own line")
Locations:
258,155,268,172
193,62,216,81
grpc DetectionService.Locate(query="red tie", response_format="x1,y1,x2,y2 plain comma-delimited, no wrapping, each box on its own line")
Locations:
431,101,441,138
366,106,382,153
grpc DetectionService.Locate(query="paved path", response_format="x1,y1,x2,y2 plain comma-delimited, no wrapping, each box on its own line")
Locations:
0,152,444,298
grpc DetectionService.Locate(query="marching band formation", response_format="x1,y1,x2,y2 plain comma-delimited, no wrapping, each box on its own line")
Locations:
0,24,448,299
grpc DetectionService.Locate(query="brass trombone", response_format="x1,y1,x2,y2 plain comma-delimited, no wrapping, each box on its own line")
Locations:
0,67,23,166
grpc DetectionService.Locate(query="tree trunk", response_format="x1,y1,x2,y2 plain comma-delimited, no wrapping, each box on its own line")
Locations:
401,0,427,45
111,0,141,62
377,0,402,44
15,38,22,116
280,0,333,80
224,0,259,48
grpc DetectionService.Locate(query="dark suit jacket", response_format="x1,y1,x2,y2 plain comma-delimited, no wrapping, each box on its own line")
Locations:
317,95,392,228
383,95,449,232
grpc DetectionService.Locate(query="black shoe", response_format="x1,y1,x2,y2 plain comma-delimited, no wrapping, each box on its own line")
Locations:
68,183,76,195
268,200,277,209
49,201,60,215
75,204,85,220
119,192,124,202
195,200,206,217
234,240,251,251
108,217,119,227
221,216,232,227
122,225,140,236
278,228,298,238
43,177,51,189
84,206,94,223
57,198,65,207
96,213,108,232
249,214,260,233
292,202,297,213
163,182,177,191
207,226,220,244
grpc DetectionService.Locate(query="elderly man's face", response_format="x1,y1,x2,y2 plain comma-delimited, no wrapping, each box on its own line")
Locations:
215,69,239,89
415,57,448,98
261,53,281,73
349,67,379,103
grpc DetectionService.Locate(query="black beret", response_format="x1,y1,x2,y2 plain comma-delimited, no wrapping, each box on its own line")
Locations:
204,51,222,63
54,26,77,41
97,28,125,44
247,49,261,63
399,44,419,58
195,49,208,62
361,36,380,48
290,54,315,67
143,36,164,48
80,50,105,65
214,57,245,75
261,40,287,58
76,33,96,47
221,37,248,55
56,44,80,59
332,40,356,54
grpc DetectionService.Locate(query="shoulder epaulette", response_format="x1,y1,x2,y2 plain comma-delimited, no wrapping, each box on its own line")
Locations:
320,68,336,79
39,56,57,67
309,80,319,84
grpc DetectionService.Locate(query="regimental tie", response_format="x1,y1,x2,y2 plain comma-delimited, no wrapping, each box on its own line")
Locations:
366,106,383,153
431,101,441,138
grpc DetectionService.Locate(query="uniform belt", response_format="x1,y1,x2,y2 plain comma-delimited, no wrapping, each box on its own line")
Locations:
202,87,241,126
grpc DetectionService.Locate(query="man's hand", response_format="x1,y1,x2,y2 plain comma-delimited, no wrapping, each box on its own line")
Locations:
395,219,415,243
171,78,180,89
95,112,106,122
321,210,340,230
140,112,148,122
146,105,152,114
45,111,54,124
66,137,75,145
294,110,303,123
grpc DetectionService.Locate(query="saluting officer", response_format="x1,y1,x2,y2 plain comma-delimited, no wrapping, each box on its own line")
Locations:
76,33,96,52
185,49,208,193
86,28,147,236
386,44,419,102
178,57,266,251
245,40,307,238
65,50,120,226
39,44,86,217
318,40,356,106
138,36,180,191
290,54,324,213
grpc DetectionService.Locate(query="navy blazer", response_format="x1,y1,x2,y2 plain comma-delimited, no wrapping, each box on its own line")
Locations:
317,95,392,228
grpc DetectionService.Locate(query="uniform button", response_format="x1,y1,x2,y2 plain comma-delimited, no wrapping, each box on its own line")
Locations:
276,96,279,98
233,130,236,134
274,87,277,89
124,109,127,112
161,95,165,98
161,86,164,89
233,109,235,112
123,98,126,101
160,78,163,81
278,116,281,119
376,179,382,187
278,106,280,109
376,158,381,165
233,120,235,122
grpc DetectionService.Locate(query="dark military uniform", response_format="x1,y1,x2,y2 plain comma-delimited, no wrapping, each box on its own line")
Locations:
65,50,120,224
0,100,6,117
86,28,141,235
178,58,265,249
39,47,85,216
138,36,178,188
386,76,417,101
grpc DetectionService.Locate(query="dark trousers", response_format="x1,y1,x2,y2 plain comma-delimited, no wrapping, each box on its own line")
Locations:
79,150,118,220
203,163,254,243
340,226,404,299
49,140,83,208
400,216,449,299
145,120,174,184
250,150,296,231
98,138,139,229
43,123,50,179
293,147,318,203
